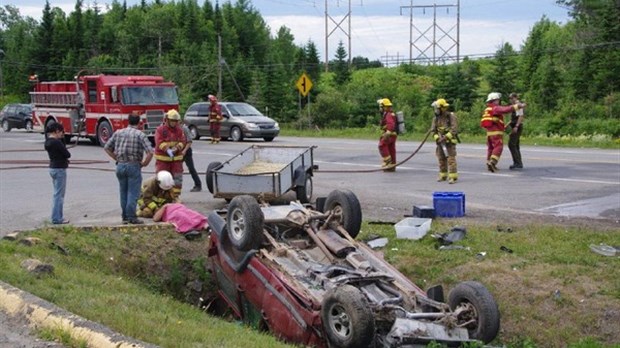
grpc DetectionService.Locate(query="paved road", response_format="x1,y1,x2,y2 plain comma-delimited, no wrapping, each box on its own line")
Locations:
1,131,619,237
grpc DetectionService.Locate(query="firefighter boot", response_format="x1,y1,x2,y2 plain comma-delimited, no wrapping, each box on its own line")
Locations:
486,158,499,173
382,156,395,172
437,173,448,182
448,173,458,184
210,138,215,144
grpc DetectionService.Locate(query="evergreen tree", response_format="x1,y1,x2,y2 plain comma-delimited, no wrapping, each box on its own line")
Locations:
487,42,518,99
333,41,350,86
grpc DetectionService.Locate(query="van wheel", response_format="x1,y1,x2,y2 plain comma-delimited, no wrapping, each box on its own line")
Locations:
97,121,113,147
25,120,33,132
263,137,274,142
230,126,243,142
189,126,200,140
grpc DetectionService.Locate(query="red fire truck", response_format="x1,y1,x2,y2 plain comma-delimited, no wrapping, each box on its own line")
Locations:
30,73,179,146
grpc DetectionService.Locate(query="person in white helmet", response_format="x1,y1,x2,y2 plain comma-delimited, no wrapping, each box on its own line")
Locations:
136,170,178,218
480,92,525,172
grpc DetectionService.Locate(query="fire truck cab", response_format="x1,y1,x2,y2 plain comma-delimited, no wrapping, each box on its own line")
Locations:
30,74,179,146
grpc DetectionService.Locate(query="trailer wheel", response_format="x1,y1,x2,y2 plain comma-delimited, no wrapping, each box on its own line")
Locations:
295,175,313,203
321,284,375,348
206,161,222,194
448,281,500,343
97,120,113,147
324,190,362,239
227,195,264,251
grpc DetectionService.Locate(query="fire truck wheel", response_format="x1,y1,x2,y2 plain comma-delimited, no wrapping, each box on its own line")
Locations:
2,120,11,132
97,121,113,147
324,190,362,239
226,195,264,251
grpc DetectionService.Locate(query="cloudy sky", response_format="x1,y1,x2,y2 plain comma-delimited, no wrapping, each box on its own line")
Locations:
8,0,571,63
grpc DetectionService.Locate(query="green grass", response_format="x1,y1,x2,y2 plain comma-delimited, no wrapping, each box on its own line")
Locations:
1,222,618,347
280,126,620,149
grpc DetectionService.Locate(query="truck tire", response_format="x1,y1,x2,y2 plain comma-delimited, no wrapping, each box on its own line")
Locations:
97,120,113,147
324,190,362,239
206,161,222,194
226,195,264,251
448,281,500,343
295,174,313,204
321,284,375,348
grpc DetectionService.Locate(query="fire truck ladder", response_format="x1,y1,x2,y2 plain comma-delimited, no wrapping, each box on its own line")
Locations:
30,92,81,108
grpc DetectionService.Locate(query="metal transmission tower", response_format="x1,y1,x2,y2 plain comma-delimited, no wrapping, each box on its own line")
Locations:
324,0,352,72
400,0,460,65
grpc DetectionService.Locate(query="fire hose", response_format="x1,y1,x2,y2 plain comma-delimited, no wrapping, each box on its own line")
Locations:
315,130,432,173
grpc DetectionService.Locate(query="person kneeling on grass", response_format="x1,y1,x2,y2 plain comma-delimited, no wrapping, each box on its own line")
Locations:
136,171,178,218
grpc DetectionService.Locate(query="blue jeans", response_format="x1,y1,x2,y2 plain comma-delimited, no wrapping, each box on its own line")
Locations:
49,168,67,223
116,163,142,221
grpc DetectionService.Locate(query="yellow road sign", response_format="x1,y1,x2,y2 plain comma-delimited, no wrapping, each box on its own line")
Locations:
296,73,313,97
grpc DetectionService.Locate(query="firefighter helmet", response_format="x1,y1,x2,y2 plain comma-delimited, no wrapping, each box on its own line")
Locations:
165,109,181,121
434,98,449,108
208,94,218,103
156,171,174,190
486,92,502,102
380,98,393,107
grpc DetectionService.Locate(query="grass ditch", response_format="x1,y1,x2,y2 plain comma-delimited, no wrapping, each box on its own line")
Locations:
0,221,618,347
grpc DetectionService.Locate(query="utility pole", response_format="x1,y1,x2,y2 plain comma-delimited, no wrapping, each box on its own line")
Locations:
324,0,352,72
400,0,460,65
217,35,222,99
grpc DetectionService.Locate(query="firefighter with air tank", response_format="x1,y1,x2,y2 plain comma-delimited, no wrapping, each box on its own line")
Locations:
430,98,460,184
378,98,398,172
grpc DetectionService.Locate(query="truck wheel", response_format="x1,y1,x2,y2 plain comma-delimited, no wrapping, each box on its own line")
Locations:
295,175,313,204
189,126,200,140
321,284,375,348
324,190,362,239
97,121,113,147
25,120,33,132
206,161,222,194
227,195,264,251
2,119,11,132
230,126,243,142
448,281,500,344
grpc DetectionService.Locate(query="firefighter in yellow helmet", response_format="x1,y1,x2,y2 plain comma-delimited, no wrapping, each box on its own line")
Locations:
378,98,398,172
136,171,178,218
154,109,186,198
430,98,459,183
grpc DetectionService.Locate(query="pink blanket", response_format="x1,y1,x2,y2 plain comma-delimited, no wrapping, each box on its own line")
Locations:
159,203,208,234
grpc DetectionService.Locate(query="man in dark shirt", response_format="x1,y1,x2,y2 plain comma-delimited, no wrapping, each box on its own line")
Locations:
44,122,71,224
104,113,154,224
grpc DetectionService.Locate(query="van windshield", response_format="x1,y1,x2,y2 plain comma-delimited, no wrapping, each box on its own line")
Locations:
227,103,262,116
122,86,179,106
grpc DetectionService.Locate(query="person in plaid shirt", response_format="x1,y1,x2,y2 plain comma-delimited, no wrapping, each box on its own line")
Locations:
104,112,154,224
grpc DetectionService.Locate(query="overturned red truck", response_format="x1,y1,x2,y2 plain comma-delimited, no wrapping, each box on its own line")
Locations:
30,73,179,146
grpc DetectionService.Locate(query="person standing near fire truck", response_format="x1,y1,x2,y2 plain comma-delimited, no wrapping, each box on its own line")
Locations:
45,122,71,225
430,98,459,184
155,109,186,198
378,98,398,172
208,94,223,143
480,92,525,172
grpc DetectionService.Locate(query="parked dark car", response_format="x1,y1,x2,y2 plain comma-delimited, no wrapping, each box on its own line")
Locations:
206,190,500,347
184,102,279,142
1,103,33,132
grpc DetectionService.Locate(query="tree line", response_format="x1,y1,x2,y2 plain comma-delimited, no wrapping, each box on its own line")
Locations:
0,0,618,138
